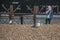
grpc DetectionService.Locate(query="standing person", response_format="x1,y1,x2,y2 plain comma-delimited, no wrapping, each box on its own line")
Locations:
45,5,53,24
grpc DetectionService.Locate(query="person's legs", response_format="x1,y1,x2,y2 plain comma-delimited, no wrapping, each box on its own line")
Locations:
45,18,48,24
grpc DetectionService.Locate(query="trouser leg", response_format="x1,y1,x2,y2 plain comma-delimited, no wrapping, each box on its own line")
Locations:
45,18,48,24
48,19,51,24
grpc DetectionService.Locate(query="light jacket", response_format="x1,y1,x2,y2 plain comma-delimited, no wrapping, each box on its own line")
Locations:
47,10,53,19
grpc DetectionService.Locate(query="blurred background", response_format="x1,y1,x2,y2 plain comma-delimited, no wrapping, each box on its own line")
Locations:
0,0,60,24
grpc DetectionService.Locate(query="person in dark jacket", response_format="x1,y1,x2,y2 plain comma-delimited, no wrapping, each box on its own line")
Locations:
45,5,53,24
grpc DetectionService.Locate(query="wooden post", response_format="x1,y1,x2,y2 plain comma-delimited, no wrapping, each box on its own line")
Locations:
57,6,59,14
20,15,23,24
10,5,14,15
9,5,13,24
33,6,39,27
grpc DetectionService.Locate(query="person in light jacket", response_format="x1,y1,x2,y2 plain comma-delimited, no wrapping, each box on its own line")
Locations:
45,5,53,24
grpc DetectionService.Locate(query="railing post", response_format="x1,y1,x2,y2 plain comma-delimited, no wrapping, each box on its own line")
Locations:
57,5,59,14
9,4,13,24
21,15,23,24
33,6,39,27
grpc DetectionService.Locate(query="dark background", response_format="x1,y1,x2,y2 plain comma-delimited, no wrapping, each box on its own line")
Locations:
0,0,60,14
1,0,59,5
